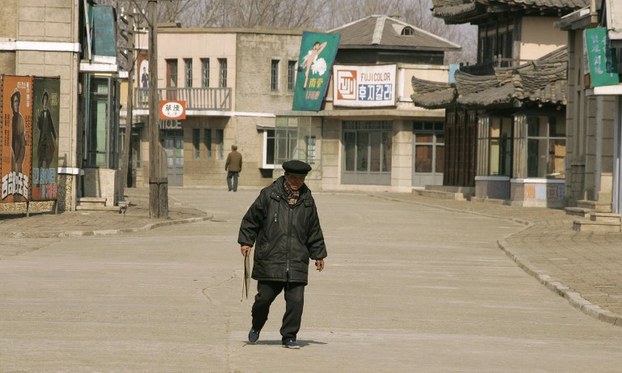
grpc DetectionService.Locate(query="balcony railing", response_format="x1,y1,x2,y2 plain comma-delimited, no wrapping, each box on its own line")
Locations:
134,87,232,111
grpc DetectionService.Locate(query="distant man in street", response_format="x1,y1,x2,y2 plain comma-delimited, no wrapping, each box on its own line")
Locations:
225,145,242,192
238,160,327,349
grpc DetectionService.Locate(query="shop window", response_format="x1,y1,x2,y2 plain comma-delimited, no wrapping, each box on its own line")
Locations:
489,117,513,176
262,129,276,168
343,121,392,173
413,121,444,174
527,116,566,178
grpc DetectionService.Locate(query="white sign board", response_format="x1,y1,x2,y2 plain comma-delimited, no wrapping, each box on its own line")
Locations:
333,64,397,107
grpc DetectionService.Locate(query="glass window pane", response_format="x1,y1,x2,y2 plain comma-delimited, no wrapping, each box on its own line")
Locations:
416,134,433,143
356,132,368,172
204,129,212,159
549,139,566,178
345,132,355,171
490,139,500,175
415,145,433,172
382,131,391,172
369,132,381,172
192,129,200,159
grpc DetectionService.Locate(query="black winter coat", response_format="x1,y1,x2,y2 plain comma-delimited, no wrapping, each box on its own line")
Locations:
238,177,327,284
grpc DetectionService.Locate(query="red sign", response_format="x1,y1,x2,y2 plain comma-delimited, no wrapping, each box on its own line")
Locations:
159,100,186,120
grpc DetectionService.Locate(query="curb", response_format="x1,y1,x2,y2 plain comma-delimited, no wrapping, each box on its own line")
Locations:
497,238,622,327
9,215,213,239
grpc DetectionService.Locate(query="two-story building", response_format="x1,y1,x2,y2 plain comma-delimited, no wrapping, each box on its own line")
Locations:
409,0,586,207
558,0,622,224
1,0,120,212
126,16,460,193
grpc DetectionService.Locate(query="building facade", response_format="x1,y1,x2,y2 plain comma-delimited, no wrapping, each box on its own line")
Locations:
559,0,622,215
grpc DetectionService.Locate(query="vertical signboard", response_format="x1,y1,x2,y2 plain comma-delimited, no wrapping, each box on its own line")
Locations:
32,77,60,201
1,75,33,203
585,27,619,87
292,32,340,111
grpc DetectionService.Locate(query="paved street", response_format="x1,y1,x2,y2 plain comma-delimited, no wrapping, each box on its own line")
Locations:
1,188,622,372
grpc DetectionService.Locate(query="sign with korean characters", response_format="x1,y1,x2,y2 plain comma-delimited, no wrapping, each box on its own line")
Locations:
292,31,341,111
585,27,619,87
333,64,397,107
159,100,186,120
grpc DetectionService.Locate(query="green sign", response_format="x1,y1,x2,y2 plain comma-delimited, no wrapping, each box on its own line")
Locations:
292,32,341,111
585,27,619,87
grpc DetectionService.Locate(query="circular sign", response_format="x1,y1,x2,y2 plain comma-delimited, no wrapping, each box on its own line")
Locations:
161,102,184,119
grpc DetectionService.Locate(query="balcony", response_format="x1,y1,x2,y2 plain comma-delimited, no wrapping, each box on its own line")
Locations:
134,87,232,111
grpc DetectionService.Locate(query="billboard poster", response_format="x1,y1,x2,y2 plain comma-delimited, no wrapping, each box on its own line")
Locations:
32,77,60,201
333,64,397,107
292,31,340,111
1,75,33,203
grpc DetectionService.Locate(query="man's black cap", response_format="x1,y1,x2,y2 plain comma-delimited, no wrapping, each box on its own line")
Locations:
282,160,312,175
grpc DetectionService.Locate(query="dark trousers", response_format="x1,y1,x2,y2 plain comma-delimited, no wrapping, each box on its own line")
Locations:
227,171,239,191
251,281,305,342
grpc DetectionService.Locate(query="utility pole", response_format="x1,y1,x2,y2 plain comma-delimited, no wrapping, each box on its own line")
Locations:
118,6,135,200
147,0,168,218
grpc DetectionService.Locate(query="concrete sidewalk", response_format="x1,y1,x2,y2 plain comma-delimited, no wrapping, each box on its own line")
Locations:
1,187,621,327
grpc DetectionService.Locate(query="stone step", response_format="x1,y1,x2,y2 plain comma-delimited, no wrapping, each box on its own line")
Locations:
414,189,467,201
565,206,590,218
576,199,611,213
572,219,621,233
590,212,622,224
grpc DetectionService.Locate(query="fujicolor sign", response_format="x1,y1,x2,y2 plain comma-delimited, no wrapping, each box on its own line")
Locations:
333,64,397,107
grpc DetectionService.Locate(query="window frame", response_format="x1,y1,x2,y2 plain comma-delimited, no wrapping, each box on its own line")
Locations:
184,58,193,88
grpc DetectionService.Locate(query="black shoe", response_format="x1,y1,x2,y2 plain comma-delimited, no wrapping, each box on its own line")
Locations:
248,328,260,343
282,339,300,349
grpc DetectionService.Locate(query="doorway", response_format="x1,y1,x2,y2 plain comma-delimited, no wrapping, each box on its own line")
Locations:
163,129,184,186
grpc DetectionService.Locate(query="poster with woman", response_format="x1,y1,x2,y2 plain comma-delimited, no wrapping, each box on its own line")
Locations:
31,77,60,201
1,75,33,203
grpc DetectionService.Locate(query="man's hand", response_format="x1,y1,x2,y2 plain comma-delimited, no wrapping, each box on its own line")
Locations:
315,259,325,272
241,245,252,257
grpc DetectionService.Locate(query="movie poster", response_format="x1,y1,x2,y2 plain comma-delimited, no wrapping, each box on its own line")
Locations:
31,77,60,201
1,75,33,203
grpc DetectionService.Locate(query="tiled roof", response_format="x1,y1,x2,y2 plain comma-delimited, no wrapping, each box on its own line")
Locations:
431,0,588,20
411,46,568,108
330,15,460,51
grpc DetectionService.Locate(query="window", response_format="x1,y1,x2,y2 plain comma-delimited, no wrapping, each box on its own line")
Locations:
287,61,296,91
262,129,276,168
204,129,212,159
184,58,193,88
215,129,224,160
401,27,414,36
478,22,514,66
192,128,200,159
413,121,444,174
218,58,227,87
343,121,392,173
275,127,298,164
201,58,210,87
166,59,178,88
527,116,566,179
271,59,280,91
488,117,513,176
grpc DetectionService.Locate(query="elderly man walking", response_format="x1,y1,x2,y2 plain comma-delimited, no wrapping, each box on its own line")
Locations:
238,160,327,349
